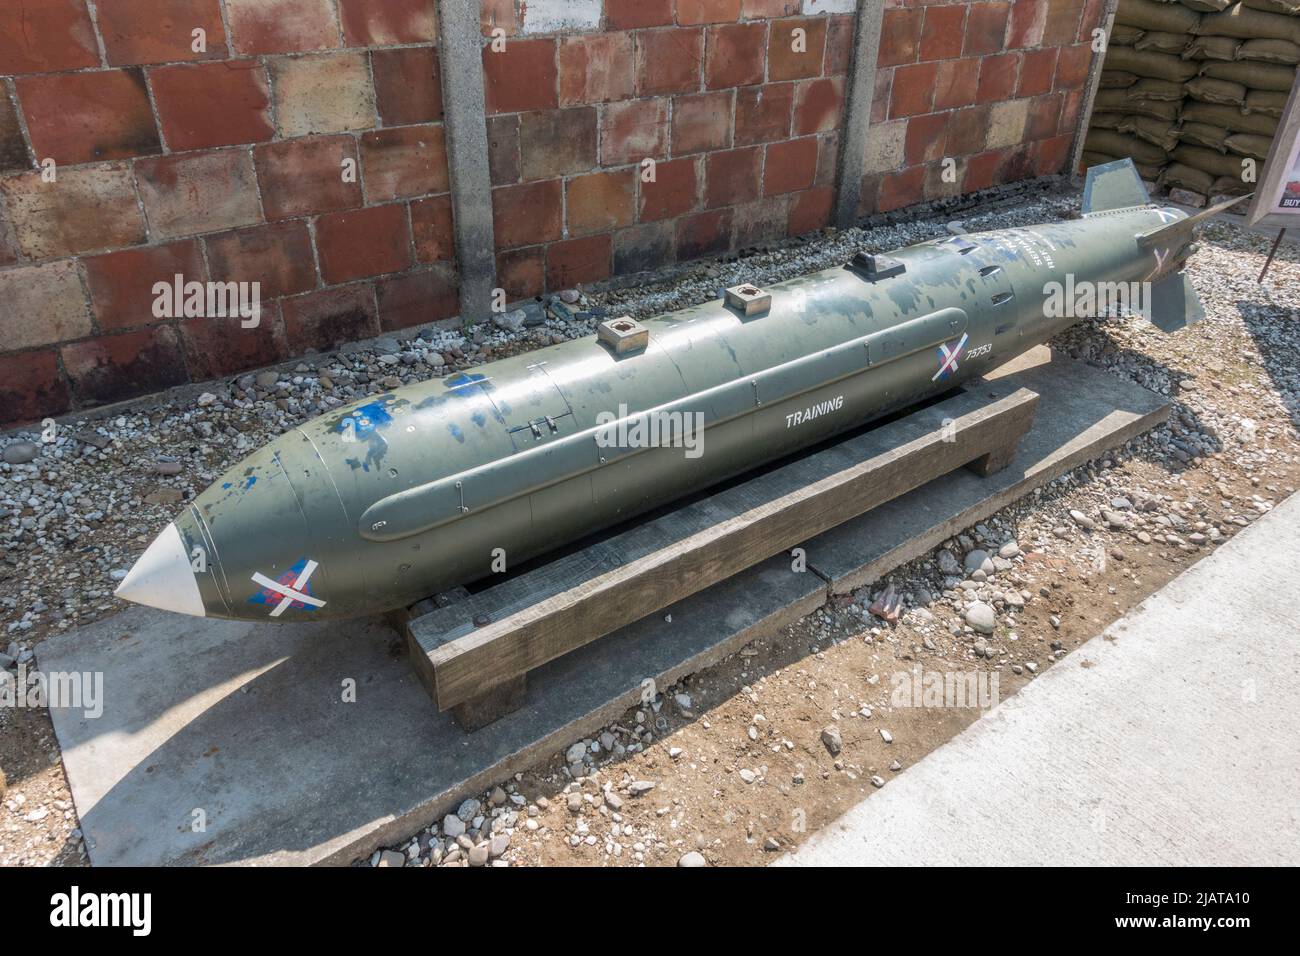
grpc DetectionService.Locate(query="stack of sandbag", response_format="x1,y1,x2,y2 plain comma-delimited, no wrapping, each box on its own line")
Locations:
1083,0,1299,205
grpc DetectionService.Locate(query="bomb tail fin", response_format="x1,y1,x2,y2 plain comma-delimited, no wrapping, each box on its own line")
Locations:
1081,159,1152,216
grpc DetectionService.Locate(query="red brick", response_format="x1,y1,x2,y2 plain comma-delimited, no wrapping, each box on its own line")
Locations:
677,0,742,24
136,150,263,239
743,1,801,18
270,52,375,138
735,83,794,146
205,221,317,298
225,0,340,55
890,61,937,118
1,165,145,258
607,0,674,29
814,130,838,186
1017,48,1058,98
824,16,854,75
788,185,833,235
1042,0,1084,46
640,157,699,221
181,308,288,380
879,165,925,213
998,144,1035,185
904,113,948,166
0,0,98,74
338,0,435,46
151,61,274,151
613,222,674,275
1054,43,1092,91
492,180,563,249
945,105,991,156
793,76,843,134
1007,0,1048,49
672,91,733,156
764,137,817,196
519,108,598,180
1079,0,1106,40
377,264,459,331
1034,133,1072,176
496,247,545,300
281,284,380,353
963,150,1002,192
361,125,449,201
976,53,1021,104
733,195,788,247
934,57,981,111
676,208,732,260
62,326,188,407
637,29,704,96
920,4,966,62
704,146,760,208
83,240,206,331
965,2,1009,56
767,17,825,82
481,0,517,36
0,260,93,347
96,0,227,65
315,204,411,284
488,114,521,184
878,7,922,68
602,99,670,166
484,38,557,114
1,96,26,173
373,47,443,126
547,234,611,290
706,22,767,90
560,33,636,106
1024,92,1062,141
856,173,881,217
255,135,362,219
0,350,70,425
17,71,159,166
1059,89,1084,136
411,195,454,263
567,169,636,235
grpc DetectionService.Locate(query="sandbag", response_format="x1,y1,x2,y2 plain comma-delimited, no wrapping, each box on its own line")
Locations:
1111,25,1146,45
1175,143,1255,177
1237,39,1300,65
1211,174,1252,194
1135,31,1190,55
1201,60,1296,92
1162,163,1217,193
1184,36,1241,60
1086,129,1171,166
1181,0,1233,10
1243,0,1300,14
1182,100,1281,134
1197,4,1300,44
1101,70,1140,88
1226,132,1273,159
1106,45,1199,81
1127,77,1187,101
1116,0,1203,33
1117,114,1183,152
1179,121,1232,151
1080,151,1119,171
1091,112,1126,129
1244,90,1289,116
1186,75,1248,106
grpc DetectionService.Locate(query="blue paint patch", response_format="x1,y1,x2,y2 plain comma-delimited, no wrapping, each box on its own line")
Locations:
444,372,488,394
448,422,465,443
244,476,257,489
221,482,232,490
247,557,321,612
336,400,393,439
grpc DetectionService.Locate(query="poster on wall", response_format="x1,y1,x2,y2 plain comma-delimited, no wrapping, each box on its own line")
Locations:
1247,74,1300,229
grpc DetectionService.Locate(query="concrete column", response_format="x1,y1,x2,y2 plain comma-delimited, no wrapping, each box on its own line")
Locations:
1069,0,1120,184
436,0,497,323
833,0,886,229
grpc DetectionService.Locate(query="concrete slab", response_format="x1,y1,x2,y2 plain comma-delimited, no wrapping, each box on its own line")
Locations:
778,491,1300,867
38,555,822,866
38,347,1170,866
805,347,1170,593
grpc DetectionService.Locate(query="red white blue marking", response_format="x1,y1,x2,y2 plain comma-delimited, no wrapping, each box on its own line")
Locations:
932,332,969,382
249,558,325,617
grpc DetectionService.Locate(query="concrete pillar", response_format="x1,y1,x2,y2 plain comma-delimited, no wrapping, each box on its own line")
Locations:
833,0,886,229
1070,0,1120,184
436,0,497,323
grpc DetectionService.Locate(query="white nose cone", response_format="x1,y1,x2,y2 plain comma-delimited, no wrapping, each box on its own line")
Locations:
114,522,206,618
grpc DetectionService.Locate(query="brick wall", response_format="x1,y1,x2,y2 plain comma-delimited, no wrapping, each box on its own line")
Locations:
0,0,1105,428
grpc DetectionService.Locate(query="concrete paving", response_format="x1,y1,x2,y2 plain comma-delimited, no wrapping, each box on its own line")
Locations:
779,491,1300,867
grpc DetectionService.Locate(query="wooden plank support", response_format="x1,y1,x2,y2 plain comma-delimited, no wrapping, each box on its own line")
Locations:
409,381,1039,725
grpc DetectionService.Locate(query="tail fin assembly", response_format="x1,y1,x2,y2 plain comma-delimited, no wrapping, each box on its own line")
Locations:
1134,192,1254,250
1082,159,1151,215
1147,273,1206,333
